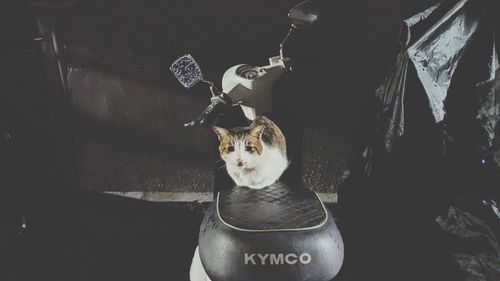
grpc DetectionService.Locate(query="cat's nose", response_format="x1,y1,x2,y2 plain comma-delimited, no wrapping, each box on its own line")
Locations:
236,159,244,167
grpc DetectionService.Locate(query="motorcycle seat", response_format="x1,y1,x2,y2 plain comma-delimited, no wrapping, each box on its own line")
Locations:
198,182,344,281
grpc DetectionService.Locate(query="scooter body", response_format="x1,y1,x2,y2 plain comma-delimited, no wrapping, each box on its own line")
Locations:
170,2,344,280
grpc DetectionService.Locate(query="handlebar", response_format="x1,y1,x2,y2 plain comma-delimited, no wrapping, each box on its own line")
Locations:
184,93,232,127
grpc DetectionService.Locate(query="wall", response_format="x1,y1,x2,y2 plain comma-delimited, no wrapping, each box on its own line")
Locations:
40,0,440,200
1,0,441,202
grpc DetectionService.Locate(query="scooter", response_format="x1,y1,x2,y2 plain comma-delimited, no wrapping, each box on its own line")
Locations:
170,1,344,280
170,1,321,126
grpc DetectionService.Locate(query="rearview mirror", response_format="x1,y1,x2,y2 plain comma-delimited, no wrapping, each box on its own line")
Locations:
170,54,204,89
288,1,319,30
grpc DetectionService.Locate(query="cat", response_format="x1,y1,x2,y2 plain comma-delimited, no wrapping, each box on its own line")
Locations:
189,116,288,281
213,115,288,189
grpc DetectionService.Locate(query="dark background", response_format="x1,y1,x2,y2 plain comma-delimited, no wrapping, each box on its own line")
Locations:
0,0,440,196
1,0,497,281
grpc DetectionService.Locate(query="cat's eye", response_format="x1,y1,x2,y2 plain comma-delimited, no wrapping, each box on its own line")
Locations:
227,146,235,152
245,146,253,152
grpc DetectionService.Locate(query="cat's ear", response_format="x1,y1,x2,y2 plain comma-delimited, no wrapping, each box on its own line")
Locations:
251,115,271,127
255,115,271,123
249,125,265,140
212,126,230,141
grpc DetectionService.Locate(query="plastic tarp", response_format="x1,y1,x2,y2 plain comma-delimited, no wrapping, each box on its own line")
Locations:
363,0,498,176
437,199,500,281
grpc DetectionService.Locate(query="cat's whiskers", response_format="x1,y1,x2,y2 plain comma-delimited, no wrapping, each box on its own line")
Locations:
217,163,226,171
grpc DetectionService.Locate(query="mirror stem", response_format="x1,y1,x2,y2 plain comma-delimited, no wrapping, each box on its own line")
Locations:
279,27,293,60
202,79,220,97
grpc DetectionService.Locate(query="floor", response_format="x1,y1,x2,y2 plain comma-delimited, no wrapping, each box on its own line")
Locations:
1,188,466,281
1,191,353,281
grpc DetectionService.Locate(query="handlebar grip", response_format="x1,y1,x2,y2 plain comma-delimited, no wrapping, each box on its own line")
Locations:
184,100,228,128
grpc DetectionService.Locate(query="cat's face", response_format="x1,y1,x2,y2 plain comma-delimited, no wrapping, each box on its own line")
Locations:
213,125,265,170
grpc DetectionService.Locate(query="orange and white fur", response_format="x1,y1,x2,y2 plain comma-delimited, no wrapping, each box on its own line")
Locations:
213,116,288,189
190,116,288,281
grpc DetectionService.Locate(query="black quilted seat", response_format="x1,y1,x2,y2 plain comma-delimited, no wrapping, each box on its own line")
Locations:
198,182,344,281
217,182,327,231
